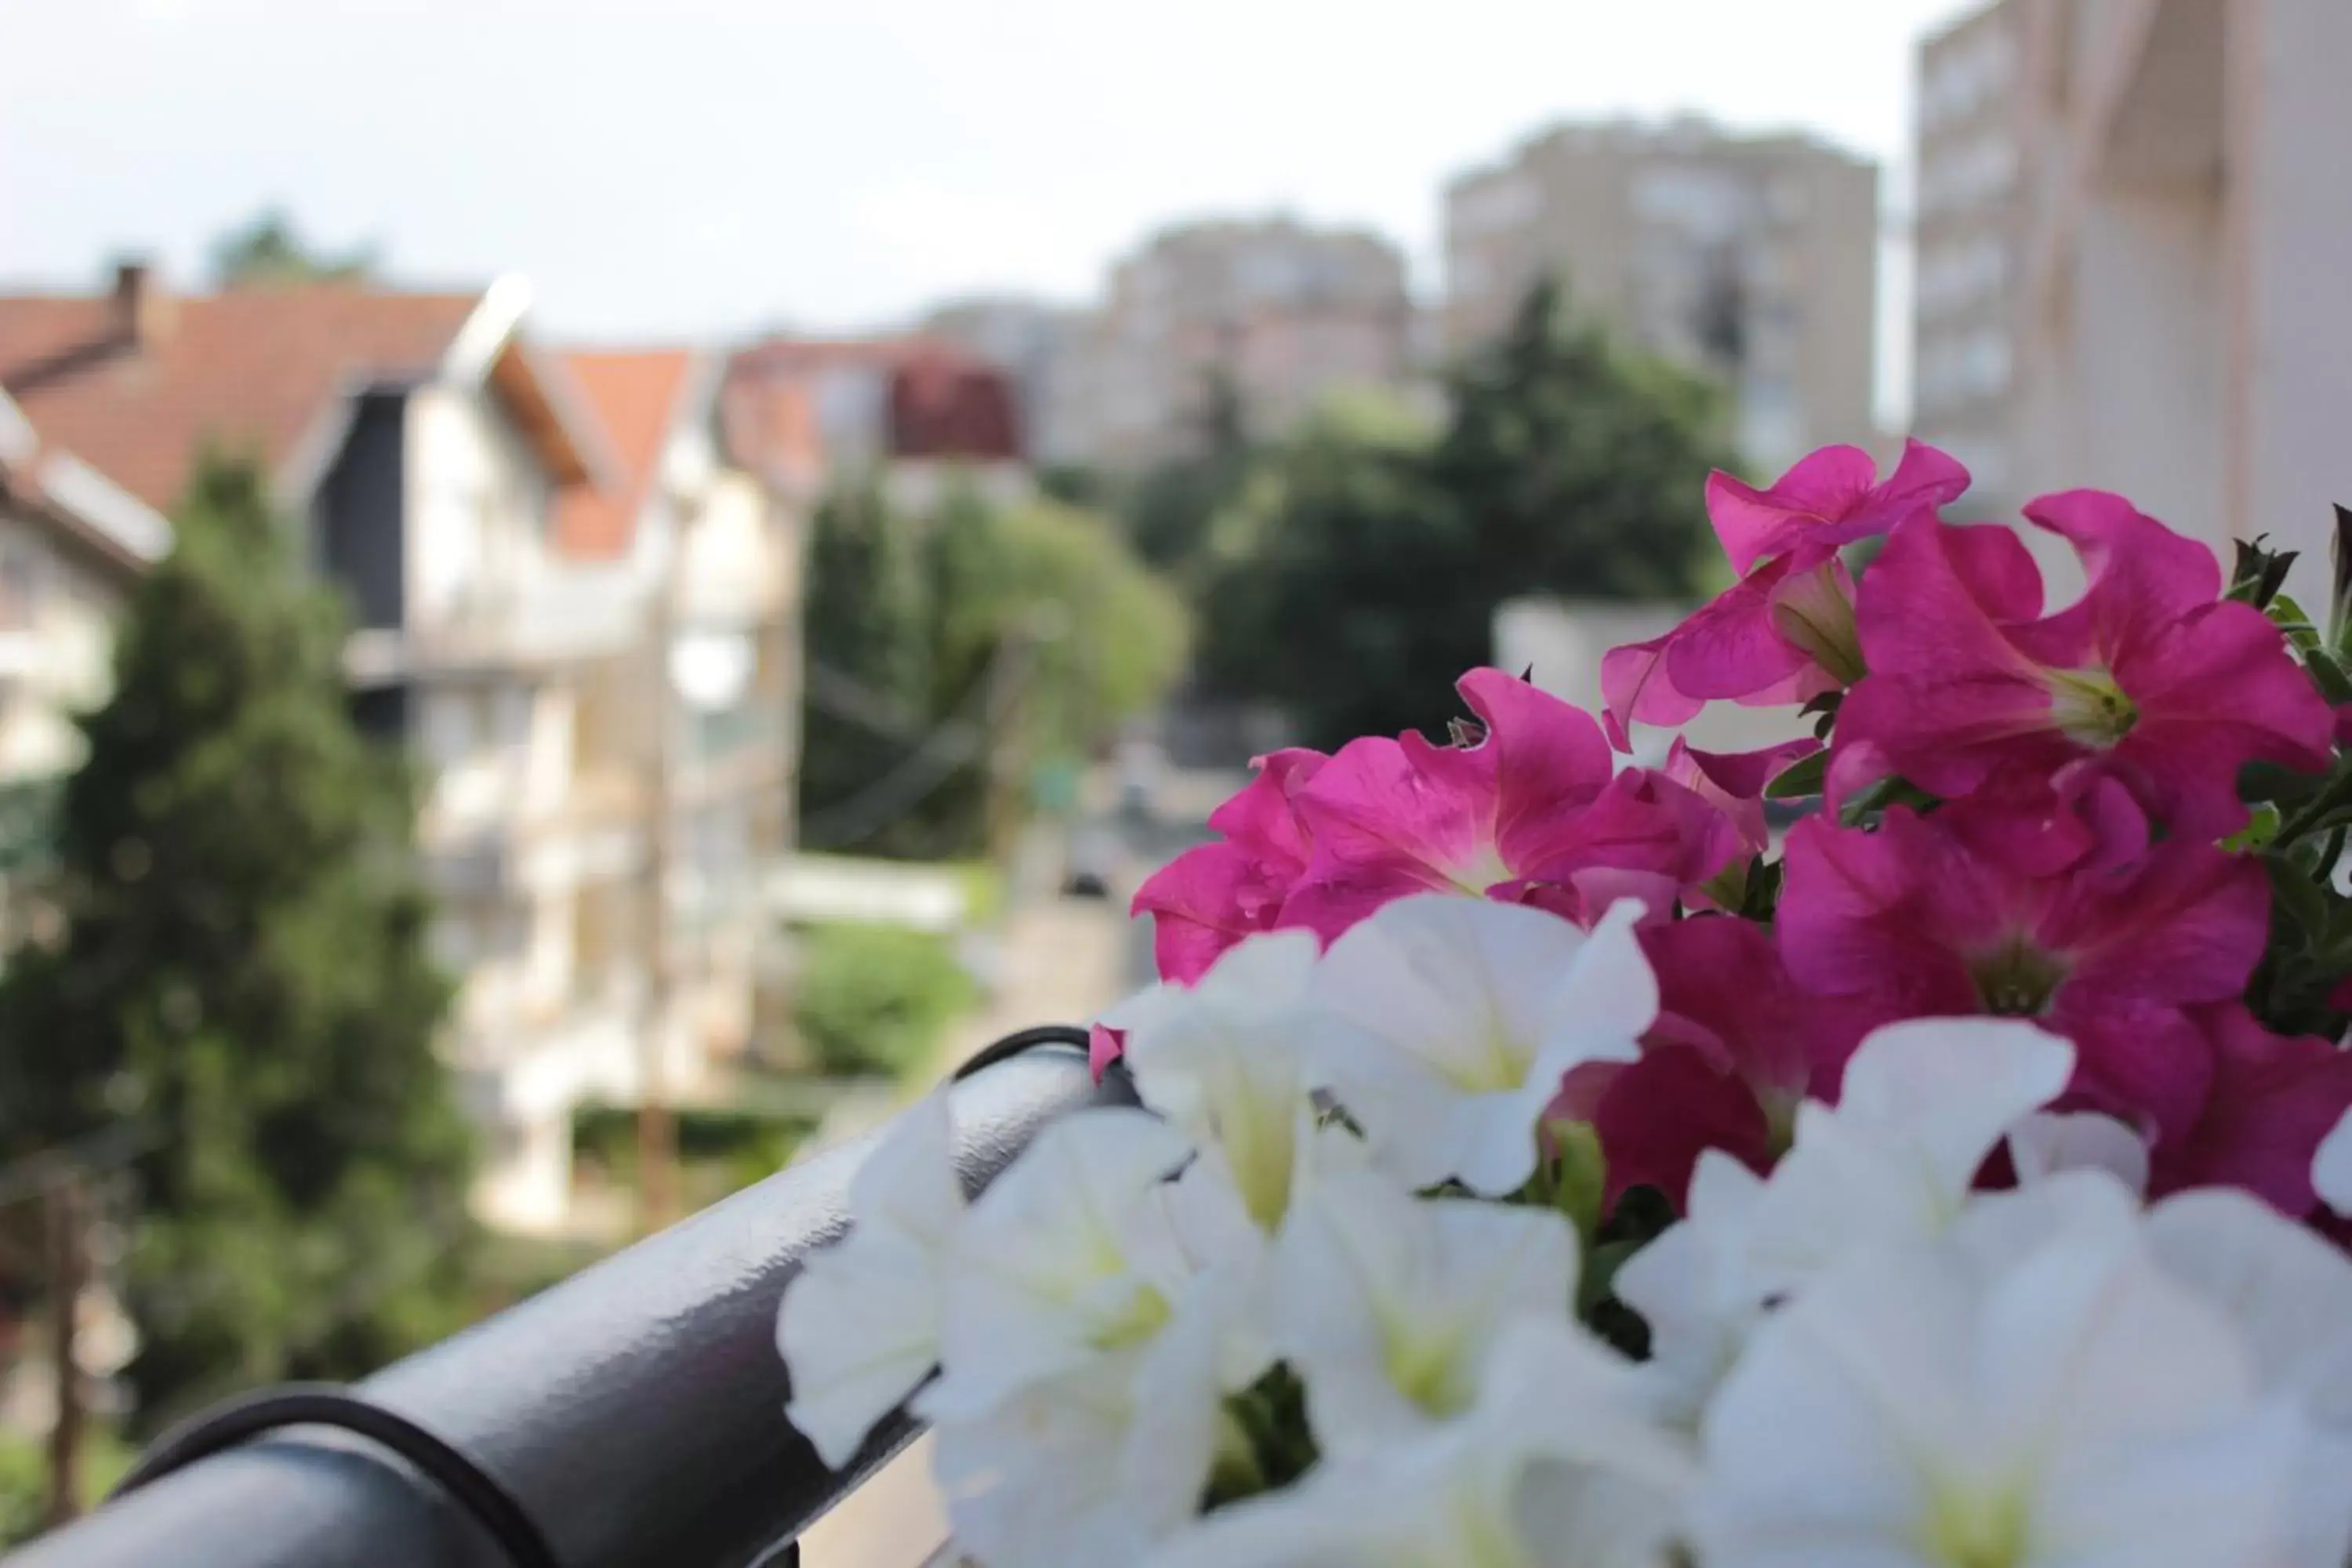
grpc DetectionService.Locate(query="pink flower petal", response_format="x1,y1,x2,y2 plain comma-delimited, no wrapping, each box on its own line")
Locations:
1204,746,1328,877
1089,1022,1127,1081
1705,439,1971,574
1458,668,1616,870
1661,558,1814,701
2150,1006,2352,1214
1131,841,1288,984
1601,631,1704,735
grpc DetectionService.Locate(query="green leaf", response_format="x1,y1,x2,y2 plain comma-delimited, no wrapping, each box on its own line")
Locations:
2270,593,2323,652
1763,749,1830,800
2227,803,2284,852
2268,855,2332,945
2310,650,2352,706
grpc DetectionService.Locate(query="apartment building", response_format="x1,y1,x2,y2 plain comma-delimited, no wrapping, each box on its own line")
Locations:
1444,118,1880,471
1913,0,2027,512
1908,0,2352,604
1063,217,1415,470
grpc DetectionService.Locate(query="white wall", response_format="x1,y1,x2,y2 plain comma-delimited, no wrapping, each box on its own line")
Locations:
403,382,554,633
2234,0,2352,606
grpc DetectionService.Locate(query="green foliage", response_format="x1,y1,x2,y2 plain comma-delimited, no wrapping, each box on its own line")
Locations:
1122,372,1256,575
798,481,1186,858
206,208,376,289
790,923,976,1080
0,456,474,1430
1199,278,1733,746
0,1425,135,1546
568,1103,816,1214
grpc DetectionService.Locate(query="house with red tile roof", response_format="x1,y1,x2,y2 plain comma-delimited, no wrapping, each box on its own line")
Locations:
0,263,677,1233
547,347,807,1163
724,335,1030,514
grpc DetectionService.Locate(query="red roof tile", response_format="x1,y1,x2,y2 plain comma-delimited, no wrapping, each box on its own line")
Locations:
888,350,1022,462
550,349,697,560
0,283,479,512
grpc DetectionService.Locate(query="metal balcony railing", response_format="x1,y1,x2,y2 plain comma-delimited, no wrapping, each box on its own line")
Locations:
5,1032,1123,1568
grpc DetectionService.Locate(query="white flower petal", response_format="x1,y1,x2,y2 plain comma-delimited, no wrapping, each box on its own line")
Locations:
1148,1318,1687,1568
1694,1180,2282,1568
1305,895,1648,1195
927,1106,1197,1420
2147,1189,2352,1568
1614,1149,1767,1426
935,1270,1250,1568
1835,1016,2074,1195
2008,1109,2150,1195
1124,931,1329,1232
2314,1105,2352,1218
1539,898,1657,1058
779,1092,961,1467
1272,1171,1577,1456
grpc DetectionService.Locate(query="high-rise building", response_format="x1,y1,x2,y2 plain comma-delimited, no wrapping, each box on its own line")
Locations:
1065,217,1415,471
1913,0,2352,604
1444,118,1881,472
1911,0,2027,510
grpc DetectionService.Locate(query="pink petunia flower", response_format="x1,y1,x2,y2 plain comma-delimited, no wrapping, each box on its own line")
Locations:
1836,491,2335,841
1130,747,1326,985
1777,807,2268,1145
1602,440,1970,735
1276,669,1741,944
1560,916,1888,1210
2147,1004,2352,1215
1662,736,1820,858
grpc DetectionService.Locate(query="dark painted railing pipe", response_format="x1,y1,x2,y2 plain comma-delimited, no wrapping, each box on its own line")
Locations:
5,1041,1123,1568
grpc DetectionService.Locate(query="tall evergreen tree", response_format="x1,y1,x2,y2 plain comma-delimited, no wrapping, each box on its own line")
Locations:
0,456,474,1427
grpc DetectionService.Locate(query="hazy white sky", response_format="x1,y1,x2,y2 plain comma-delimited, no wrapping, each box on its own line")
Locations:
2,0,1981,424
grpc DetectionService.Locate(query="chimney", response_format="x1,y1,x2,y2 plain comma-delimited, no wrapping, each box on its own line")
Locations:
111,260,174,351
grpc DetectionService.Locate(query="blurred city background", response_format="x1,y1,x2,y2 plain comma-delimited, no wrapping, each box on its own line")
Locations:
1,0,2347,1554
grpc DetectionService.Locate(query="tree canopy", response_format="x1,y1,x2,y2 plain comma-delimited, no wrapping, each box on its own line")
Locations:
1198,278,1733,746
798,483,1186,859
207,209,377,290
0,456,474,1427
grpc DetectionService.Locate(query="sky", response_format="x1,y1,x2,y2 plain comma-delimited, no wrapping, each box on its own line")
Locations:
1,0,1983,428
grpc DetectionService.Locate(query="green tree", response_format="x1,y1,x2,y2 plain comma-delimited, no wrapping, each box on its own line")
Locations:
1428,276,1730,600
207,209,376,289
796,481,940,854
797,482,1186,859
1122,368,1254,575
0,457,474,1428
1202,279,1732,746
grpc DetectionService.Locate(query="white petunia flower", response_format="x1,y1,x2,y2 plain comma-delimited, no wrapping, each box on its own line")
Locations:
934,1268,1243,1568
1270,1168,1579,1457
1145,1316,1693,1568
1120,929,1360,1233
1612,1148,1766,1427
2007,1109,2150,1193
924,1105,1250,1423
778,1091,963,1467
2314,1105,2352,1217
2145,1188,2352,1567
1692,1174,2296,1568
1620,1018,2075,1431
1302,895,1653,1196
1737,1016,2074,1299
